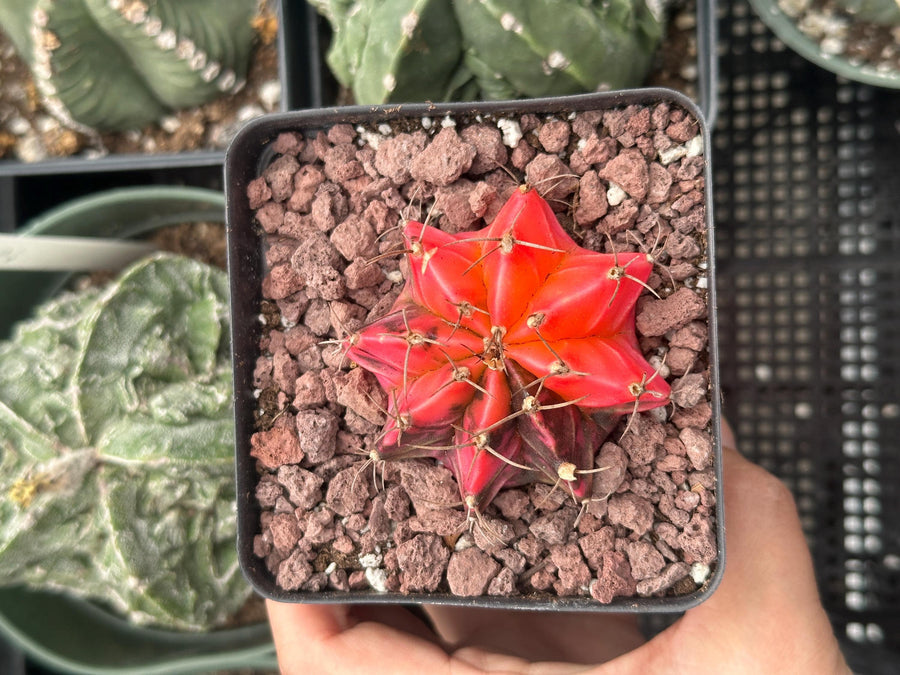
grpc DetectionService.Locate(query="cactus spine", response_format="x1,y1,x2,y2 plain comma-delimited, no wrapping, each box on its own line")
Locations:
0,0,258,132
345,186,670,513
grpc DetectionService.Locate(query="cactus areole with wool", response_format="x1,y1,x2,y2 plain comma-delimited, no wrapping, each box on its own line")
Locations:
345,186,670,513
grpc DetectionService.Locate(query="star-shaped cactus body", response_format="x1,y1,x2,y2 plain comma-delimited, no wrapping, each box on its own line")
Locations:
346,186,670,512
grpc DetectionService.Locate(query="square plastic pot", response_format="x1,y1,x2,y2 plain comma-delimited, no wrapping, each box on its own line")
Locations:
227,89,725,613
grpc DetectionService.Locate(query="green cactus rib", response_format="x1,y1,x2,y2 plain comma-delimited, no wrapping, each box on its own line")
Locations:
454,0,664,98
310,0,464,104
0,0,258,132
310,0,664,104
0,254,246,631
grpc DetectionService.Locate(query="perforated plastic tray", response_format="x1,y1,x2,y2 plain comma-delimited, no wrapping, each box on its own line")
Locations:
714,0,900,666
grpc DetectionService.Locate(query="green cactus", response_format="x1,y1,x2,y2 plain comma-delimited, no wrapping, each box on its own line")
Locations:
0,0,258,132
833,0,900,25
0,254,248,631
309,0,467,104
453,0,664,99
309,0,664,104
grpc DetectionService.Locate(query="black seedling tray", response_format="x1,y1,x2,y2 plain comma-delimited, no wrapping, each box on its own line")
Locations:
714,0,900,666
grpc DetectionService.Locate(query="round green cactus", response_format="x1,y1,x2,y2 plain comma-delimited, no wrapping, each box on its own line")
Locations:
0,0,258,132
310,0,467,104
453,0,664,99
309,0,665,104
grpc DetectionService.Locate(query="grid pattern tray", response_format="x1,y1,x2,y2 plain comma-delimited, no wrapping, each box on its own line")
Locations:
713,0,900,664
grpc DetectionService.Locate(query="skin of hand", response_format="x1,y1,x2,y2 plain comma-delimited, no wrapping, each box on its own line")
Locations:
265,424,851,674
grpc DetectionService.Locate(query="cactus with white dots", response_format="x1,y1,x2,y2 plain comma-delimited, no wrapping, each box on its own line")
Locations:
0,0,258,132
0,254,248,630
309,0,664,104
308,0,467,104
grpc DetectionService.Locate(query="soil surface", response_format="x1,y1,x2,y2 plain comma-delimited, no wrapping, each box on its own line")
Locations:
0,7,280,162
244,101,718,605
777,0,900,73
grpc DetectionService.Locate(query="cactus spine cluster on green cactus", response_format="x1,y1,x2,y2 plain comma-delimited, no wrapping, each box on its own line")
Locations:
0,254,248,630
309,0,665,104
0,0,259,132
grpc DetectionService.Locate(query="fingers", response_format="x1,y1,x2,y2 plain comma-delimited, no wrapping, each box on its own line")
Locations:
451,645,589,674
265,600,454,675
426,606,644,666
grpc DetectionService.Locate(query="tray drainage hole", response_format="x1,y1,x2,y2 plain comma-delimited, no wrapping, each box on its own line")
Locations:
794,402,813,419
846,622,885,644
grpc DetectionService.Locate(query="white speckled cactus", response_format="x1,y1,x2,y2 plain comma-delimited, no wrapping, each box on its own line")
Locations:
0,0,258,132
309,0,664,104
453,0,665,99
0,254,248,631
309,0,467,103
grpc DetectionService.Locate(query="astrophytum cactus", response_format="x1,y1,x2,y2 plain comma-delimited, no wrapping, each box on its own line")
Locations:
308,0,466,104
309,0,664,104
452,0,665,100
346,186,671,513
0,254,249,630
0,0,258,132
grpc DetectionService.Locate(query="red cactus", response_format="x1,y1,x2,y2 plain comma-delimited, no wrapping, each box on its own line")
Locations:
346,185,670,513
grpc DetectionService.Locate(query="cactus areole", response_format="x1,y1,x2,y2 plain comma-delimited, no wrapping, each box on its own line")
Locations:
345,186,670,514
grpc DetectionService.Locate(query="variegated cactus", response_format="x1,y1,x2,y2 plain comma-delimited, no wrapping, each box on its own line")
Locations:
0,254,249,630
345,186,670,513
0,0,258,132
309,0,664,104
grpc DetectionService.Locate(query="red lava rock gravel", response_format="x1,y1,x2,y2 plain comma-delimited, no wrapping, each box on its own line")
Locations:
243,101,718,605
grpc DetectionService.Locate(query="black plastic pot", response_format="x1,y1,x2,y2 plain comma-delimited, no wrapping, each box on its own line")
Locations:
226,88,725,613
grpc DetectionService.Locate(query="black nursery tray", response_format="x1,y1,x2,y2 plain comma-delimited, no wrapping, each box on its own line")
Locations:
713,0,900,666
226,88,724,613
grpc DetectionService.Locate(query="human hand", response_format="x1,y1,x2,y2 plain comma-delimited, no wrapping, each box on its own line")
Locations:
266,424,851,674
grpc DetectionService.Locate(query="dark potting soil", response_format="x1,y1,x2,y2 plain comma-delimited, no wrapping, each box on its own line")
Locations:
245,103,717,603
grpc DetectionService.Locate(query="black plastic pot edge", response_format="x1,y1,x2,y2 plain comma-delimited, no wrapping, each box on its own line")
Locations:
0,0,311,179
226,88,725,614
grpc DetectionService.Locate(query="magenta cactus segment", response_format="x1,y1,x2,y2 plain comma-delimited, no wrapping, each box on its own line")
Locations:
345,185,670,513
